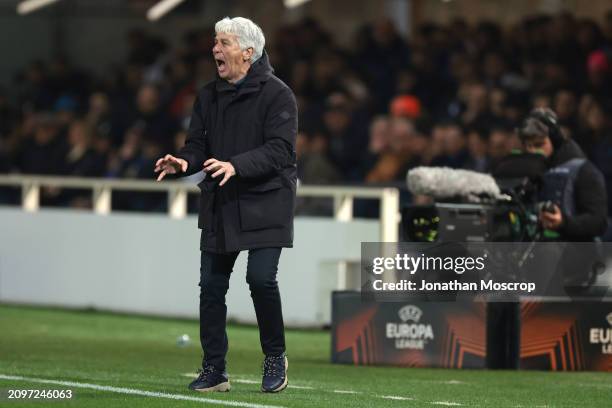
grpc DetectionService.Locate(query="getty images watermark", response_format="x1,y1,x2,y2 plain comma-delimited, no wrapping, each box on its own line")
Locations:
361,242,612,302
371,251,536,293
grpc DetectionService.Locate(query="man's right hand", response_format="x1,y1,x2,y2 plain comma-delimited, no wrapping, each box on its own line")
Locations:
155,154,188,181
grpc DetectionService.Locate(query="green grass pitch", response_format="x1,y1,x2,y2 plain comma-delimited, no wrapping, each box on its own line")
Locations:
0,305,610,407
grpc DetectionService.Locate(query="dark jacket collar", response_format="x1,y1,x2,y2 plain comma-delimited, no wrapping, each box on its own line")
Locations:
550,139,586,167
215,49,273,94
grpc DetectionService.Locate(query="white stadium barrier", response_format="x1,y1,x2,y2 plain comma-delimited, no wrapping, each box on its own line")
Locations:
0,175,400,327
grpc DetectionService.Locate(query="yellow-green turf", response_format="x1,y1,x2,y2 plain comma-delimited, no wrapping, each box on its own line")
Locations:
0,304,610,407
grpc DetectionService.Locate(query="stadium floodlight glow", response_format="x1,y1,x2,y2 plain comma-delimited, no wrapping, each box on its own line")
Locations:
16,0,61,15
284,0,311,9
146,0,186,22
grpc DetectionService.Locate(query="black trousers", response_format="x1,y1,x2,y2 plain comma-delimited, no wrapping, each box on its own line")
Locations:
199,247,286,371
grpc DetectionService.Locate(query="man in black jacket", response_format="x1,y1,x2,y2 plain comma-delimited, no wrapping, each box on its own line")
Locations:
517,108,608,241
155,17,296,394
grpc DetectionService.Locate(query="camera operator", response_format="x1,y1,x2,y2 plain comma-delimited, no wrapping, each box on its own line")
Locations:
517,108,608,241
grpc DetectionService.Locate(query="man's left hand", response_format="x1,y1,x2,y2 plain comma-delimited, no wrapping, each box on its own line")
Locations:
204,158,236,186
540,204,563,230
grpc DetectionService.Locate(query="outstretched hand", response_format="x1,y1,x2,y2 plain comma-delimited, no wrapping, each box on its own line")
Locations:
155,154,188,181
204,158,236,186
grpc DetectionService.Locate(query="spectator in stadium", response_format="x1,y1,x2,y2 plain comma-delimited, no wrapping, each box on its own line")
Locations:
61,120,104,177
459,82,493,126
390,94,422,120
294,130,341,215
108,124,146,179
579,98,612,217
366,115,391,158
362,115,391,182
155,17,295,394
129,84,177,151
318,92,369,181
554,89,578,133
366,116,415,183
487,125,515,168
430,121,469,169
14,114,63,175
465,125,489,173
84,92,113,143
585,50,612,103
296,130,341,185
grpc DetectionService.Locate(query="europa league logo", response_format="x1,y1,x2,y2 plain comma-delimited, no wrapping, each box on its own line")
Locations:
398,305,423,323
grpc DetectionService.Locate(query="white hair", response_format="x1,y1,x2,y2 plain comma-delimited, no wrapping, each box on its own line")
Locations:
215,17,265,64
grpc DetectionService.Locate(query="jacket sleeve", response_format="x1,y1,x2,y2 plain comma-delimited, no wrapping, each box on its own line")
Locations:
561,162,609,239
175,92,209,177
229,87,297,178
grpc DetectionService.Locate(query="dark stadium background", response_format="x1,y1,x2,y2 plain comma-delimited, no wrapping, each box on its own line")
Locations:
1,0,611,230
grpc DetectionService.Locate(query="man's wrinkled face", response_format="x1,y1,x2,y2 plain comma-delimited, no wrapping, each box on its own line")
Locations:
212,32,251,82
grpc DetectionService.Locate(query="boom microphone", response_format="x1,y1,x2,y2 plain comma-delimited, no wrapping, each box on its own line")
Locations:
407,166,502,202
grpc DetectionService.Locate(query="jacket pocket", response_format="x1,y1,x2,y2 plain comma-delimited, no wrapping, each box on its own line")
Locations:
197,179,215,231
238,178,292,231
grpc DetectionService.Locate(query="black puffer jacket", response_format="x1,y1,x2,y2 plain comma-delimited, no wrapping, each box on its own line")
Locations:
176,50,298,253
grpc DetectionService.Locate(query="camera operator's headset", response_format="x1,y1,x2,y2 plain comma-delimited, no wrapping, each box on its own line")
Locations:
526,110,564,150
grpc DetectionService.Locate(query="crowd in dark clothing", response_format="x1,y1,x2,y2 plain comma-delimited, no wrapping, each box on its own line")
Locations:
1,13,612,216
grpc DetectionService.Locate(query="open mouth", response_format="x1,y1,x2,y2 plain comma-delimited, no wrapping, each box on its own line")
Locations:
215,58,226,74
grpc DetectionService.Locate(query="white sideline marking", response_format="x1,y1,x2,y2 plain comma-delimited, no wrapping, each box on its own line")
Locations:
333,389,360,394
233,379,259,384
443,380,464,385
432,402,462,406
576,382,612,388
0,374,283,408
380,395,415,401
287,384,314,390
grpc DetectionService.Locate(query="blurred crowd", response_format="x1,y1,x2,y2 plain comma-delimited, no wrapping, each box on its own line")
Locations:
1,12,612,213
